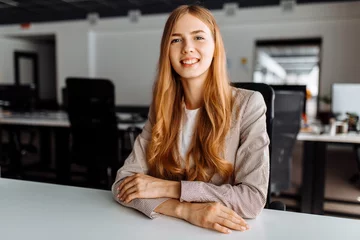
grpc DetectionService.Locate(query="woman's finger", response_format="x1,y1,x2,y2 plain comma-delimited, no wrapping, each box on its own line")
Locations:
212,223,232,234
219,206,249,229
216,216,247,232
119,185,138,202
123,188,142,203
118,175,136,192
118,177,138,198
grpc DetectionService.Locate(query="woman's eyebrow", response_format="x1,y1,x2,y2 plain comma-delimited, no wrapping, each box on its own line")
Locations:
171,30,206,37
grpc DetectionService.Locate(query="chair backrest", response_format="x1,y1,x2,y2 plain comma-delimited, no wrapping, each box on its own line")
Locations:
271,90,304,193
66,77,119,168
231,82,275,207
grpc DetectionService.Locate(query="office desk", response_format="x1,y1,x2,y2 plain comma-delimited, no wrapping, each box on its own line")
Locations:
0,111,145,183
0,111,145,129
297,132,360,215
1,178,359,240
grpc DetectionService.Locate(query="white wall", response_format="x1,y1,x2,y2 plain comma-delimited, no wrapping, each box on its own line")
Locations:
0,2,358,106
0,38,56,100
94,31,161,105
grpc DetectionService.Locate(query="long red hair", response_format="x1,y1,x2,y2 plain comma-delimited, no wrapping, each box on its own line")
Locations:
147,5,233,183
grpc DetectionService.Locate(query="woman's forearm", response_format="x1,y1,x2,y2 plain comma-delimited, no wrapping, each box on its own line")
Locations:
154,199,188,220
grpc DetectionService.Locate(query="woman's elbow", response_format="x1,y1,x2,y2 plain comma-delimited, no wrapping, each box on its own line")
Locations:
233,192,266,219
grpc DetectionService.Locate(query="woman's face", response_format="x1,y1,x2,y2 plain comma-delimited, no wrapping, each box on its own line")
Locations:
169,13,215,83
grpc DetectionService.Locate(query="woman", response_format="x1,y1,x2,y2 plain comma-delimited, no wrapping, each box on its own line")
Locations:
112,5,269,234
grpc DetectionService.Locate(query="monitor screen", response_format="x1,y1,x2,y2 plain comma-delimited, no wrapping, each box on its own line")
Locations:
332,83,360,118
0,84,35,111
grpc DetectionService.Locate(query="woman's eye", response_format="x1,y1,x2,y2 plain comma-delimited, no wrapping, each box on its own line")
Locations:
171,39,181,43
195,36,205,40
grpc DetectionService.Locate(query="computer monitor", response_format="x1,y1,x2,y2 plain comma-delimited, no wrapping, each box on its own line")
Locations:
270,85,307,115
332,83,360,118
0,84,35,111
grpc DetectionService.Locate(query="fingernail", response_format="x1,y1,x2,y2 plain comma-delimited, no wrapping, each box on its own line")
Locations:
227,229,232,234
241,226,247,231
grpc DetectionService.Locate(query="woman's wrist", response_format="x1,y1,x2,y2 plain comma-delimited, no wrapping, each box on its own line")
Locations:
164,181,181,199
154,199,188,220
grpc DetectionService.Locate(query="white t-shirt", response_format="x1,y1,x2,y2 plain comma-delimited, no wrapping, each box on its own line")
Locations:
179,106,200,167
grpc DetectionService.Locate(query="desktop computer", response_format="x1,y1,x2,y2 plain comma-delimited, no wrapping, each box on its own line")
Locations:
332,83,360,132
332,83,360,118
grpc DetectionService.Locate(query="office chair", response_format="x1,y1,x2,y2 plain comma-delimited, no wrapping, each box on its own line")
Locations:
231,82,285,211
271,91,304,194
0,85,38,178
66,77,120,189
349,144,360,186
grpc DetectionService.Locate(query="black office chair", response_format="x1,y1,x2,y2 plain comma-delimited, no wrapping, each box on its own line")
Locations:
231,82,285,211
0,85,38,178
66,78,120,189
271,91,304,194
349,144,360,186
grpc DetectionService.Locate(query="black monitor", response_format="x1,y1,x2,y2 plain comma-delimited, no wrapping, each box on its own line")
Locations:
270,85,307,115
0,84,35,112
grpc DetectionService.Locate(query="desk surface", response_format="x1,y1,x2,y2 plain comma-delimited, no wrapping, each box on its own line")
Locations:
0,179,359,240
0,111,145,129
297,132,360,144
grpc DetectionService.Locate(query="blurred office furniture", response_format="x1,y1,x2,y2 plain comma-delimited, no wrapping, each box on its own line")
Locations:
231,82,285,211
66,77,120,188
0,84,36,112
271,91,304,194
332,83,360,119
297,132,360,215
332,83,360,186
349,145,360,185
0,84,38,178
270,85,307,115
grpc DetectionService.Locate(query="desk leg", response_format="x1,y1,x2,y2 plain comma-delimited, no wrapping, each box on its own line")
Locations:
301,141,315,213
312,142,327,215
39,127,51,167
54,128,70,185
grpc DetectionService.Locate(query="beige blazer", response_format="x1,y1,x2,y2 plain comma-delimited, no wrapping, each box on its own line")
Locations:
112,87,270,219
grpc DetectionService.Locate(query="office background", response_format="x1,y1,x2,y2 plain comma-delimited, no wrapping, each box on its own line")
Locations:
0,1,359,107
0,0,359,220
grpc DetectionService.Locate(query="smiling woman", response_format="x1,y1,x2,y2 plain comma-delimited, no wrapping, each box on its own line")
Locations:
111,5,270,234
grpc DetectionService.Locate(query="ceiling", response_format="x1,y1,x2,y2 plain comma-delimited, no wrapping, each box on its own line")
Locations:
0,0,358,25
257,45,320,75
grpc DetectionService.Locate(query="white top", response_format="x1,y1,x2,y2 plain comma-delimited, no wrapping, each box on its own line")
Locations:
1,178,360,240
179,106,200,166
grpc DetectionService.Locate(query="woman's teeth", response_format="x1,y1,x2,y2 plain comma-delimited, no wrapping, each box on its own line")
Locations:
182,59,199,64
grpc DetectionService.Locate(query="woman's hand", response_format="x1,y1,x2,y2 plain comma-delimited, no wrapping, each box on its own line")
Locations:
117,173,180,203
181,202,250,234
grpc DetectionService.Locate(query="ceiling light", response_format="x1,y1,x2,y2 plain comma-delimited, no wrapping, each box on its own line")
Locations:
281,0,296,12
223,2,238,16
0,0,18,7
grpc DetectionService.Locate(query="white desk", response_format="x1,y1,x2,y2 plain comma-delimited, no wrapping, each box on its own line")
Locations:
1,178,359,240
297,132,360,215
297,132,360,144
0,111,145,129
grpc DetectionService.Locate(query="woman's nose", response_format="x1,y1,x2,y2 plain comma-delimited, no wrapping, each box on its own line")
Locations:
182,40,195,54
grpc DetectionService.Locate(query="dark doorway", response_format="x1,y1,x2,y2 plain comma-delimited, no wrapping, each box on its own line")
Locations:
14,51,39,101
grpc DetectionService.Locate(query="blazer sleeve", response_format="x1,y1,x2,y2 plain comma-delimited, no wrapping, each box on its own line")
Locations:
111,114,170,219
179,92,270,218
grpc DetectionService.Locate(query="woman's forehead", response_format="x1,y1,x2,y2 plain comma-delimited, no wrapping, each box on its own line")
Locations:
172,13,212,35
